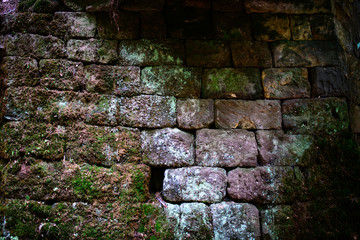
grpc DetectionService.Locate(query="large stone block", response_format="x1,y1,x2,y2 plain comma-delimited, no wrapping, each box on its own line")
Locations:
176,99,214,129
291,15,313,40
215,99,282,129
210,202,261,240
84,64,140,96
1,57,39,87
231,41,272,68
118,39,184,66
141,128,195,167
272,41,340,67
141,66,201,97
262,68,310,99
282,98,349,134
256,130,314,166
186,40,231,67
253,14,291,41
163,167,227,203
202,68,262,99
310,14,335,40
196,129,258,167
0,13,52,35
311,67,348,97
349,103,360,133
213,12,251,40
52,12,96,38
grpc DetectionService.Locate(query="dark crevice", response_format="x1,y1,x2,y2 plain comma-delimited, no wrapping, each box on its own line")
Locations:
149,167,166,193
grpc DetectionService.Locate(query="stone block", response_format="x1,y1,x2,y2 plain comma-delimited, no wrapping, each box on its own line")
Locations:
118,95,176,128
176,99,214,129
141,128,194,167
262,68,310,99
272,41,340,67
18,0,60,13
140,11,166,39
118,39,184,66
63,0,111,11
120,0,165,10
196,129,258,167
215,99,282,129
0,13,52,35
350,103,360,133
1,57,39,87
210,202,261,240
310,14,336,40
291,15,313,40
141,66,201,97
52,12,96,38
213,0,244,12
84,64,140,96
39,59,84,91
163,167,227,203
311,67,348,97
231,41,272,68
253,14,291,41
202,68,262,99
66,39,117,64
282,98,349,134
213,12,252,40
256,130,314,166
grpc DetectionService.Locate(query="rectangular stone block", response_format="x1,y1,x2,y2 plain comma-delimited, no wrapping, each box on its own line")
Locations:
1,56,39,87
84,64,140,96
141,128,195,167
213,12,252,40
202,68,262,99
262,68,310,99
196,129,258,167
282,98,349,134
272,41,340,67
310,67,348,97
310,14,335,40
231,41,272,68
176,99,214,129
141,66,201,97
291,15,313,40
0,13,52,35
215,99,282,129
118,39,184,66
52,12,96,38
186,40,231,67
163,167,227,203
253,14,291,41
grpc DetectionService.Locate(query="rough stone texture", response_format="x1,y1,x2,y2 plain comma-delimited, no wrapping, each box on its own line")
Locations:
253,14,291,41
186,40,231,67
63,0,111,11
39,59,84,91
202,68,263,99
272,41,340,67
118,95,176,128
140,11,166,39
210,202,261,240
118,39,184,66
66,39,118,64
282,98,349,134
176,99,214,129
141,128,195,167
1,56,39,87
291,15,313,40
262,68,310,99
52,12,96,38
141,66,201,97
349,103,360,133
84,64,140,96
0,13,53,35
231,41,272,68
213,12,252,40
256,130,314,166
213,0,244,12
311,67,348,97
163,167,227,203
215,99,282,129
310,14,336,40
196,129,258,167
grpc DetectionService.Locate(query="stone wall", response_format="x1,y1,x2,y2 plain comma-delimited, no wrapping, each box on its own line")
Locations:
0,0,359,239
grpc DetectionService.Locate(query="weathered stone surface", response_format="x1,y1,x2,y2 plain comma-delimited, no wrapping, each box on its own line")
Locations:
215,100,282,129
84,64,140,96
213,12,252,40
140,11,166,39
52,12,96,39
272,41,340,67
63,0,110,11
163,167,227,203
1,57,39,87
141,128,194,167
311,67,348,97
0,13,52,35
310,14,335,40
213,0,244,12
120,0,165,10
186,40,231,67
256,130,314,166
350,103,360,133
196,129,258,167
39,59,84,91
176,99,214,129
67,39,117,64
66,123,141,166
291,15,313,40
262,68,310,99
18,0,60,13
141,66,201,97
118,39,184,66
118,95,176,128
253,14,291,41
231,41,272,68
245,0,331,14
97,12,140,40
282,98,349,134
210,202,261,240
4,33,65,58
